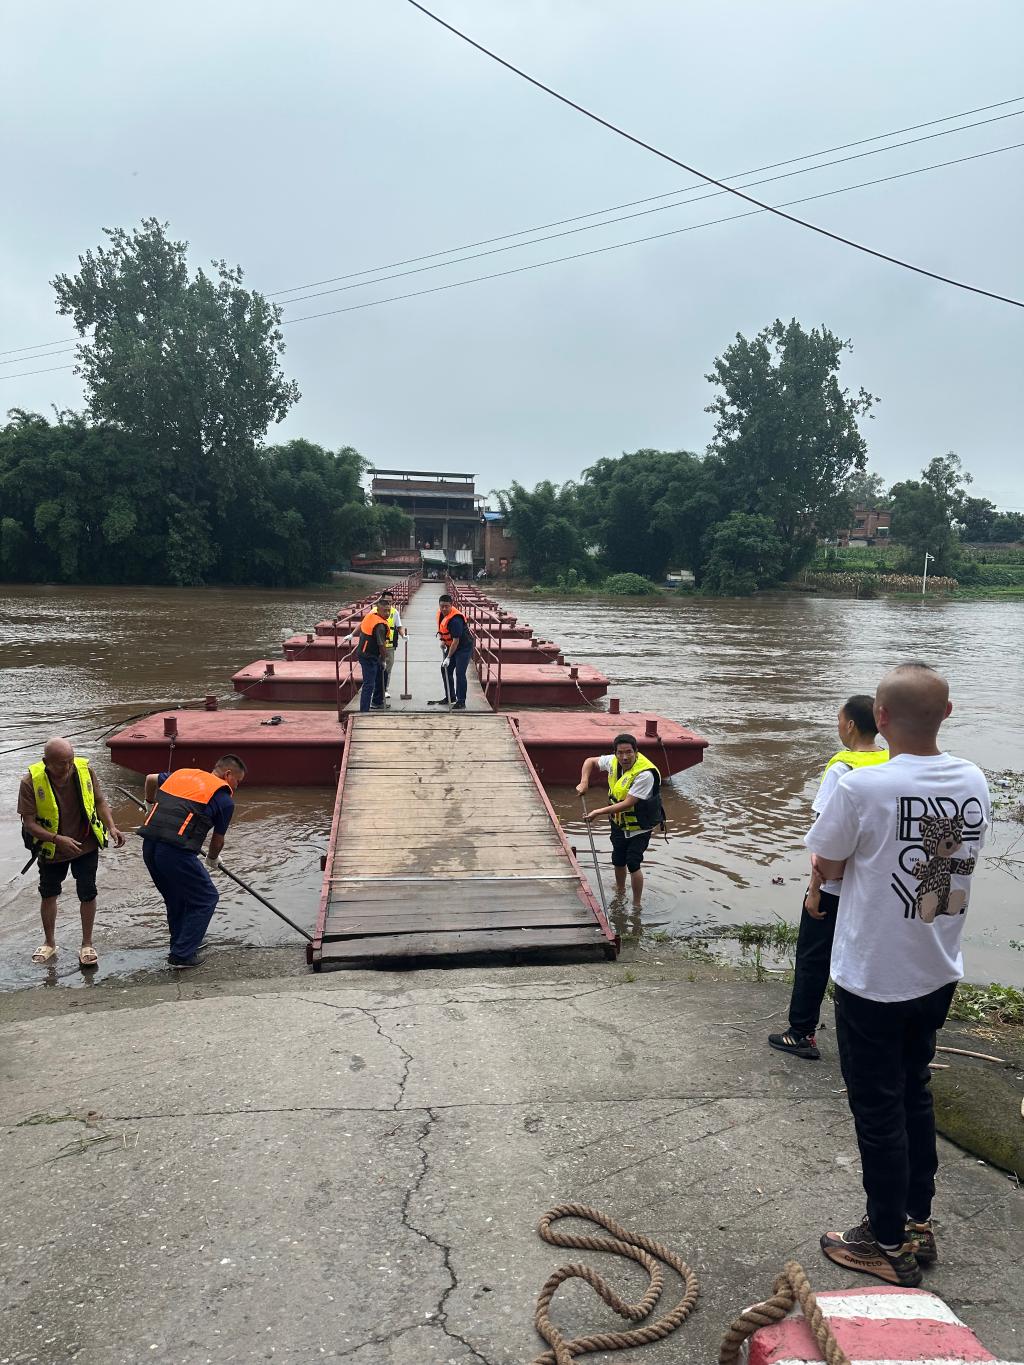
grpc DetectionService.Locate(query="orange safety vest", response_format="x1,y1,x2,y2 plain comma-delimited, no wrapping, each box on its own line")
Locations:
358,611,388,657
438,607,471,650
139,769,232,853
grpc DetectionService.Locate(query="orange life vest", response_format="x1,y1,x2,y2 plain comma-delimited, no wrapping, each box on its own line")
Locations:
358,611,388,657
138,769,232,853
438,607,471,650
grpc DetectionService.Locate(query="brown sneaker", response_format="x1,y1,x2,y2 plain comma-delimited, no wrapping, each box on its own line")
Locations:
906,1218,937,1265
820,1216,922,1286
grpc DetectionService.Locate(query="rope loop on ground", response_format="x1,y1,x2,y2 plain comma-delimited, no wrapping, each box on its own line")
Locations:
718,1260,851,1365
529,1203,699,1364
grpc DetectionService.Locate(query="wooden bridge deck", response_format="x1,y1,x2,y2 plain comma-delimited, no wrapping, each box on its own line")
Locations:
310,712,617,967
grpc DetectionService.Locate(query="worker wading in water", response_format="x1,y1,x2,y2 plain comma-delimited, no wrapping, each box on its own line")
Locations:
18,736,126,968
139,755,246,967
577,733,664,906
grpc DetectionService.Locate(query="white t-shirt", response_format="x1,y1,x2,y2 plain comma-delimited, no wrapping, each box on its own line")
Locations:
597,755,655,800
805,753,990,1002
811,763,850,897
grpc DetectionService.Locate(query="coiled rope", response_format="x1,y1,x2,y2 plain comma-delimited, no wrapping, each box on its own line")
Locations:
528,1204,698,1365
527,1205,849,1365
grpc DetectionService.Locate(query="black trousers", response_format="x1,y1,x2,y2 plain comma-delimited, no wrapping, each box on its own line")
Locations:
834,981,956,1247
786,890,839,1037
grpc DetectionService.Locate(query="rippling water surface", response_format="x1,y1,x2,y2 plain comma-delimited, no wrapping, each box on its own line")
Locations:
1,583,1022,990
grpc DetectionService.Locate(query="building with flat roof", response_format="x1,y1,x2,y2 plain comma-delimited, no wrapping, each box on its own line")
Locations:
369,469,482,558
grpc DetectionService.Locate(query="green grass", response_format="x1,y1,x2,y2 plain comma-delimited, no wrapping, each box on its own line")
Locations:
948,982,1024,1026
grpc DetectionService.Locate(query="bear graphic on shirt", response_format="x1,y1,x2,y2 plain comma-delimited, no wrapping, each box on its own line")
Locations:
908,814,977,923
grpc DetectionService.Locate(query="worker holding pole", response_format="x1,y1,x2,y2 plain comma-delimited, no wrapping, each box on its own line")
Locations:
377,588,407,706
576,733,665,907
138,755,246,967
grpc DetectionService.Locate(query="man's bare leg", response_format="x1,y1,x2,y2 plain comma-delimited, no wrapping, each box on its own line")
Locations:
613,867,627,897
79,898,96,950
630,868,644,905
39,896,59,949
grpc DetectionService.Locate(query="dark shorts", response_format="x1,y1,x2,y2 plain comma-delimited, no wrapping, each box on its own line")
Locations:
39,849,99,902
610,825,651,872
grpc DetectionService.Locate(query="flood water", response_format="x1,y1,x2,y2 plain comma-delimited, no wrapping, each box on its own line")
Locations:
1,582,1022,991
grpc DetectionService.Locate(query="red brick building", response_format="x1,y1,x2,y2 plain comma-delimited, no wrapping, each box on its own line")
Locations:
480,511,518,577
837,505,891,547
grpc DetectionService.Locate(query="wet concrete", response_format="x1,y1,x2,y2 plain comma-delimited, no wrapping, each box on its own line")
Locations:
1,959,1020,1363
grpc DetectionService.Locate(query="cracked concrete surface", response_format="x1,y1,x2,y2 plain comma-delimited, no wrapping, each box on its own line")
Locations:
0,963,1020,1363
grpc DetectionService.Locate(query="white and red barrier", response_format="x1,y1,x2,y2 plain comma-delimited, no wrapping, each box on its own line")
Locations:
743,1285,1019,1365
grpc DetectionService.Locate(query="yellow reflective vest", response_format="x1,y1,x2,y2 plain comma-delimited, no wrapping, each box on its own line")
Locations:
608,753,662,832
385,607,400,648
821,747,889,780
27,757,108,861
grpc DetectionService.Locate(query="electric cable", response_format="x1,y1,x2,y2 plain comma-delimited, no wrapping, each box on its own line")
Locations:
405,0,1024,308
277,139,1024,326
1,93,1022,363
3,138,1021,377
267,109,1024,309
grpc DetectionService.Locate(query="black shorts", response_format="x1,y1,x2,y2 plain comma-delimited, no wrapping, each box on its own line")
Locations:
38,850,99,902
610,825,652,872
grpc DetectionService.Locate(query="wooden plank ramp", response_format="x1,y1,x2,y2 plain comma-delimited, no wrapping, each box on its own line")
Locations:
310,712,618,968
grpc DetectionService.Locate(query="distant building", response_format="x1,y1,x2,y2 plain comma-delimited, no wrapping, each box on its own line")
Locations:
480,510,518,577
836,504,891,547
369,469,482,559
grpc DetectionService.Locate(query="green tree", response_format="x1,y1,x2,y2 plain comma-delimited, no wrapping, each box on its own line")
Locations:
843,468,890,511
495,480,596,583
990,511,1024,543
958,495,997,543
576,449,709,580
51,218,300,581
700,512,786,595
705,319,877,573
889,452,971,574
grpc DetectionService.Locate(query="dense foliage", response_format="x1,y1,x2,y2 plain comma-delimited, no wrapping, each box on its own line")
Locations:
0,414,406,586
0,220,407,586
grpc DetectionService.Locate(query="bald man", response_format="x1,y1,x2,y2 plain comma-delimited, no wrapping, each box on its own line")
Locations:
18,738,125,968
804,661,990,1286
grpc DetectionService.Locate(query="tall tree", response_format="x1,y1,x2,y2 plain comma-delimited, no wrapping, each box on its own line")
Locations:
705,319,877,574
958,495,997,543
576,449,711,581
52,218,300,583
889,452,971,573
843,468,890,510
495,480,596,583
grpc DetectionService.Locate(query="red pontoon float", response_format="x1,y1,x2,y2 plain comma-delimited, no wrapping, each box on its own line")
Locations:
481,662,609,707
232,660,358,705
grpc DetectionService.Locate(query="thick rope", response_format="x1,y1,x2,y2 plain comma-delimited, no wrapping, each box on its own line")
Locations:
528,1204,699,1365
718,1260,851,1365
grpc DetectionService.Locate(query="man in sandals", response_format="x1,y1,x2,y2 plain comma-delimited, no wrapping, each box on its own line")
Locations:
18,737,125,969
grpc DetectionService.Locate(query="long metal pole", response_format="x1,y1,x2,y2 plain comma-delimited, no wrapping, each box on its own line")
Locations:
400,632,411,700
217,863,313,943
579,790,609,917
334,615,343,722
496,610,503,711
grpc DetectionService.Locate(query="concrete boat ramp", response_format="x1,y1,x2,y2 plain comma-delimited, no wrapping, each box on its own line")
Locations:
1,961,1018,1363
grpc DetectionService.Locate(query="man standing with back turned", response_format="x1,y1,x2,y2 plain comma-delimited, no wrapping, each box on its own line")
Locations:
807,662,989,1285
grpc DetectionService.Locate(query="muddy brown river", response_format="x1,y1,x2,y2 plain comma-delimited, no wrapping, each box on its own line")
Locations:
1,582,1022,991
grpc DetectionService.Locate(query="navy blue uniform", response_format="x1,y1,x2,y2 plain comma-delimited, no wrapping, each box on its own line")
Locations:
142,774,234,960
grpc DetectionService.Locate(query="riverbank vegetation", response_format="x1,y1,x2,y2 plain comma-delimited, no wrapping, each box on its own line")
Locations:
497,324,1020,597
0,221,407,587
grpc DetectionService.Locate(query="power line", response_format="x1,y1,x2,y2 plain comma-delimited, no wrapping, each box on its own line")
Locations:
2,95,1023,363
268,97,1024,298
274,110,1024,308
2,139,1021,382
277,142,1024,326
405,0,1024,309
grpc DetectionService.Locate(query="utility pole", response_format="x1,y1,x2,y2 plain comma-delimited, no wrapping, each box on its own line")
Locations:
922,551,934,596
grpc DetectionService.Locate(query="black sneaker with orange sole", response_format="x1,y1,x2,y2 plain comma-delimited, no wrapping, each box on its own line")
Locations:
820,1216,922,1287
768,1030,820,1060
906,1218,937,1265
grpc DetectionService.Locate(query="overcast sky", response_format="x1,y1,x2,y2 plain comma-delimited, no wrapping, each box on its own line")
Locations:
2,1,1022,507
